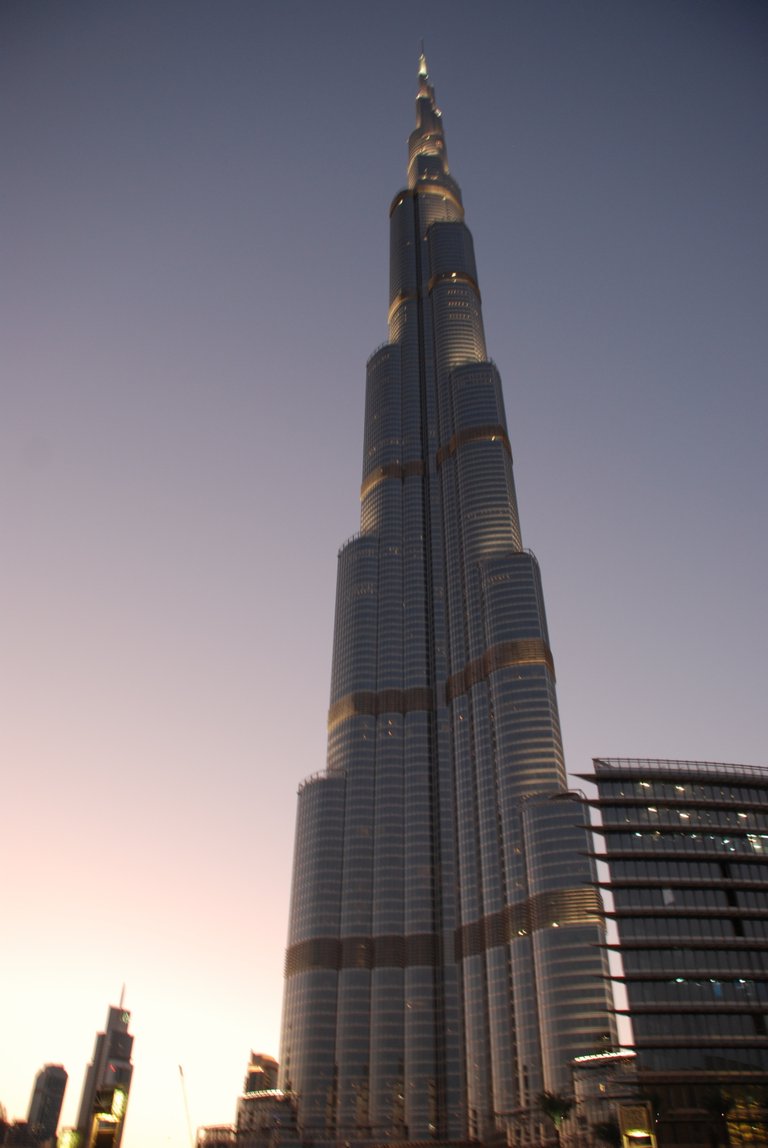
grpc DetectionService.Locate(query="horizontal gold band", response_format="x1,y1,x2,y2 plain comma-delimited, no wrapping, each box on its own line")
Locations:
328,686,435,731
455,887,603,960
387,290,417,324
285,932,439,977
389,184,464,217
436,424,511,468
329,641,553,730
361,459,425,499
446,638,554,702
285,888,601,976
427,269,481,300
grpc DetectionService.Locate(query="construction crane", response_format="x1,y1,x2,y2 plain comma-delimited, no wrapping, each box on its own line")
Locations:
178,1064,195,1148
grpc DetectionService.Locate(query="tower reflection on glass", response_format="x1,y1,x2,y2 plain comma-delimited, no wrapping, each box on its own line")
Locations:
280,54,616,1146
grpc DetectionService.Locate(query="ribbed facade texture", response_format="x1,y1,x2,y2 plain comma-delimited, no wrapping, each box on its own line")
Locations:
280,57,616,1146
584,757,768,1144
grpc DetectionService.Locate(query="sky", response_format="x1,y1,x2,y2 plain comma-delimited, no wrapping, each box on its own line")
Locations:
2,1,766,1143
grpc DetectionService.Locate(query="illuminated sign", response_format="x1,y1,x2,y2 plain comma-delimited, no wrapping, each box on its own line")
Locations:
573,1050,636,1064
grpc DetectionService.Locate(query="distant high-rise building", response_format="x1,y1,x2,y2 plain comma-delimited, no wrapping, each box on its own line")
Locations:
237,1052,297,1145
242,1053,278,1094
583,758,768,1144
279,53,616,1146
196,1052,297,1148
27,1063,67,1143
74,1004,133,1148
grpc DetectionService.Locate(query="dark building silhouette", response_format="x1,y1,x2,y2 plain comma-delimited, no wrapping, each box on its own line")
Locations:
279,53,616,1147
73,1004,133,1148
583,757,768,1145
27,1064,67,1143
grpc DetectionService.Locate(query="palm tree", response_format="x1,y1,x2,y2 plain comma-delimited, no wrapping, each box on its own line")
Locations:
537,1091,573,1146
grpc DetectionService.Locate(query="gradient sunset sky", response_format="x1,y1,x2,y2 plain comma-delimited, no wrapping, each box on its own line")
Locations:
2,2,767,1144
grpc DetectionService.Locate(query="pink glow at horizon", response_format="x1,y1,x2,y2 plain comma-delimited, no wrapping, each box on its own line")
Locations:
2,3,767,1145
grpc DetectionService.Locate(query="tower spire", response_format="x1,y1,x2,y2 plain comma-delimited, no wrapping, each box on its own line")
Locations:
418,41,428,80
407,49,461,200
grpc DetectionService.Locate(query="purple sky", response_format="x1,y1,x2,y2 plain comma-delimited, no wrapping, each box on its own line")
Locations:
2,2,767,1144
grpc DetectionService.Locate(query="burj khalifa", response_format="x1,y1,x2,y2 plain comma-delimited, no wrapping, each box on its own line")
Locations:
280,54,616,1146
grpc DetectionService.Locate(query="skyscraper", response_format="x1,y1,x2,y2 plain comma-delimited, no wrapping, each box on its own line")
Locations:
280,55,616,1146
243,1053,279,1094
74,1003,133,1148
27,1063,68,1144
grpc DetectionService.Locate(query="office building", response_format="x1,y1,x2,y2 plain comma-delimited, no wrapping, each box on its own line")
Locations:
237,1052,296,1145
73,1003,133,1148
279,54,616,1146
583,757,768,1145
196,1052,297,1148
242,1054,279,1095
27,1064,67,1144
